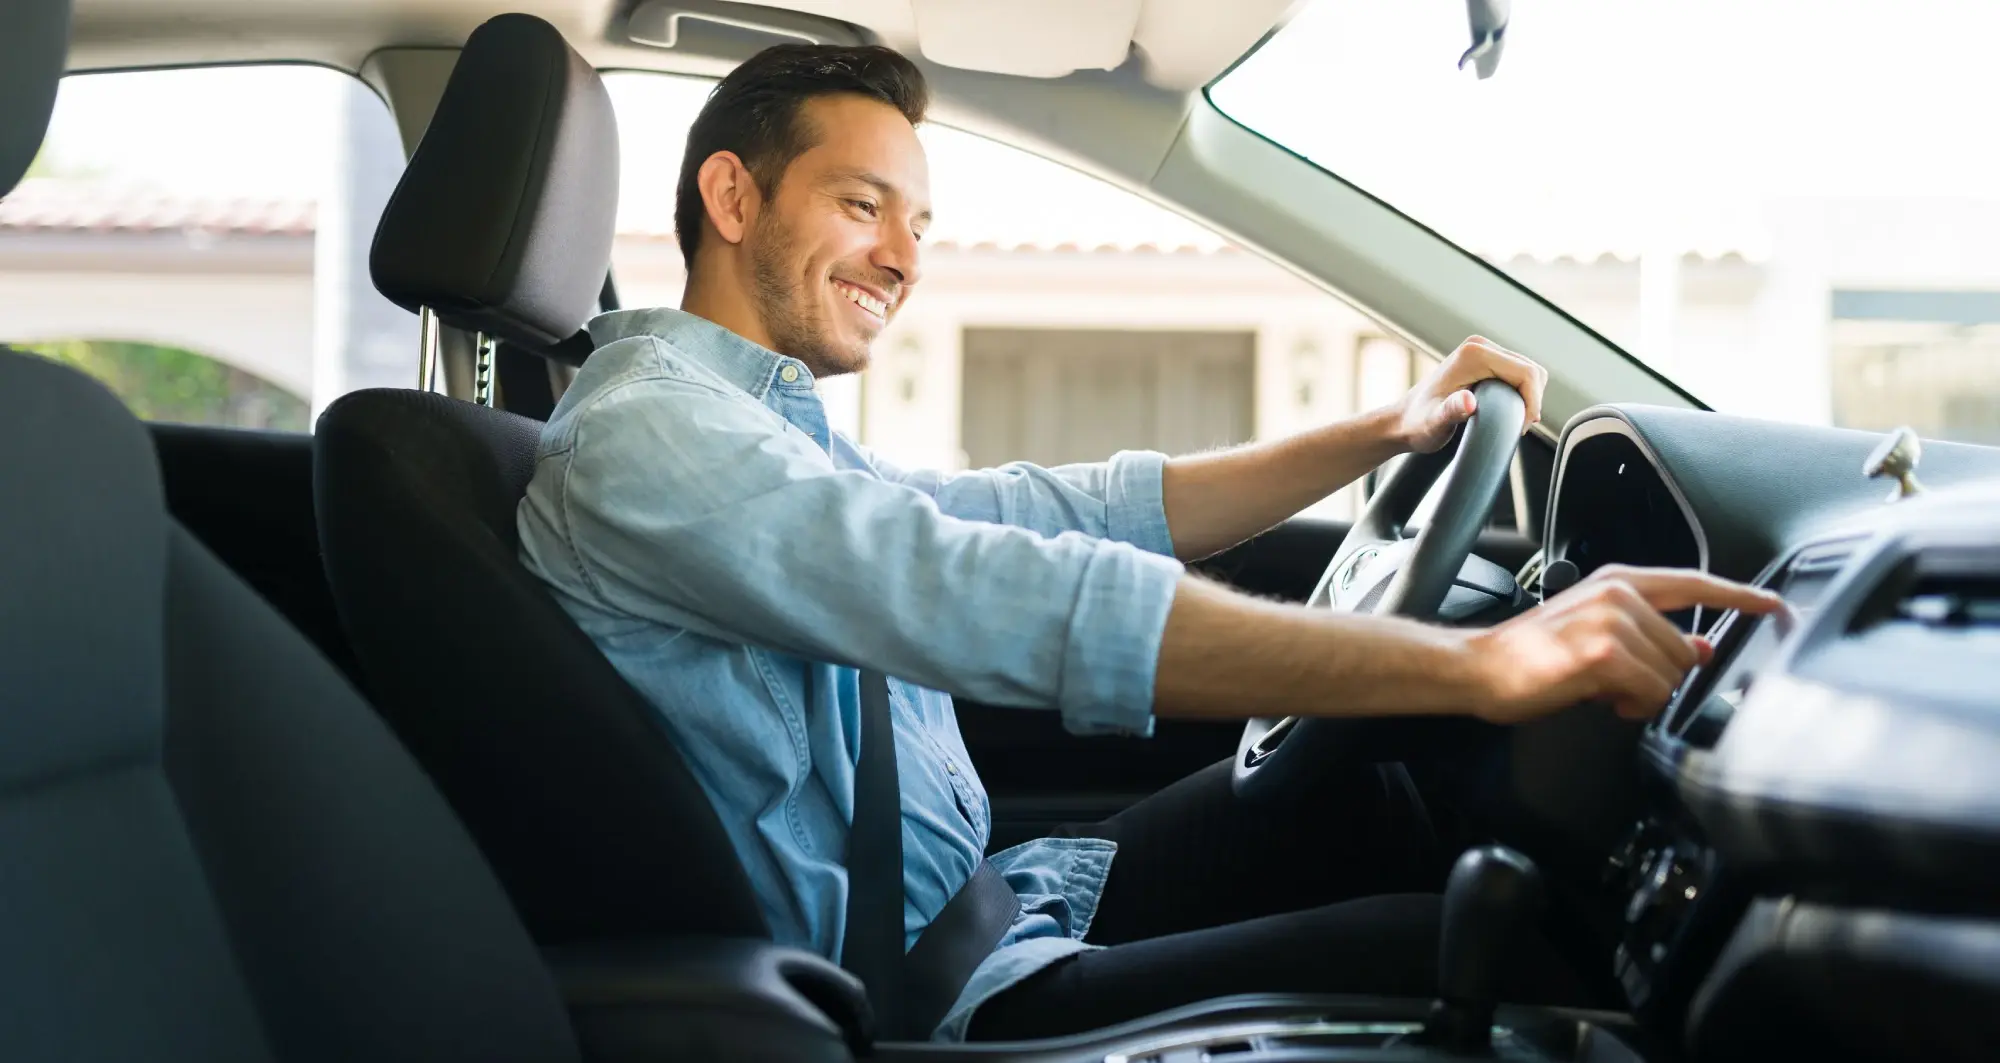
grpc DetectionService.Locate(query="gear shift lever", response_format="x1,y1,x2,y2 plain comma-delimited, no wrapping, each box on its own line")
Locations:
1420,845,1546,1054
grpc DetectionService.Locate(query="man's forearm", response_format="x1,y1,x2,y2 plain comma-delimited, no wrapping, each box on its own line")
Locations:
1160,406,1405,561
1150,574,1482,720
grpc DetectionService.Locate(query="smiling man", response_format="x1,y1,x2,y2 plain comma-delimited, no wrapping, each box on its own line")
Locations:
516,44,1777,1042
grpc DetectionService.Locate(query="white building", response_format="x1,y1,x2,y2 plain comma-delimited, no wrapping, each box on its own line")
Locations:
3,176,1998,527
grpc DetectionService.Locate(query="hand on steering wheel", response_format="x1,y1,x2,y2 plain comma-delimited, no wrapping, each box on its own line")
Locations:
1233,376,1530,800
1229,359,1783,802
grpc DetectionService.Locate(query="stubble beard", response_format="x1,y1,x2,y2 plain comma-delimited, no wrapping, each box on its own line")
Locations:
749,210,867,378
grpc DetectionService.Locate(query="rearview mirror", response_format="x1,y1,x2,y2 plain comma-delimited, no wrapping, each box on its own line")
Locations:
1459,0,1509,79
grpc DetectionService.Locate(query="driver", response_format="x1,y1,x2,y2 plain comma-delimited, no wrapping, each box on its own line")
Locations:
516,43,1780,1042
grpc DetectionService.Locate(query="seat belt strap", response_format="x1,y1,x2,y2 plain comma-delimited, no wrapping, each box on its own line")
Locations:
841,669,908,1040
902,858,1019,1038
842,670,1021,1042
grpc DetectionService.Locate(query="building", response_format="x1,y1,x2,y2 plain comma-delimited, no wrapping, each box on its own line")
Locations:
4,175,1998,529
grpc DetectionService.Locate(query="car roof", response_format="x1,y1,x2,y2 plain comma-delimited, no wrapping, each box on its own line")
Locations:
65,0,1294,91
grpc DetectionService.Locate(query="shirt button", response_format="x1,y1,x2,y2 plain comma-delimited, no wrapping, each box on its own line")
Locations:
778,365,800,383
946,761,958,776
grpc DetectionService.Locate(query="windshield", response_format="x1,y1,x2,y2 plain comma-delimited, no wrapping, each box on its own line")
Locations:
1211,0,2000,446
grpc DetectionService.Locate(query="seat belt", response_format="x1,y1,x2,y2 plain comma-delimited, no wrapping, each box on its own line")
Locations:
843,670,1019,1042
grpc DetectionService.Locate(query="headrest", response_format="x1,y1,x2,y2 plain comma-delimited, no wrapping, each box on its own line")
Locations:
371,14,619,350
0,0,72,197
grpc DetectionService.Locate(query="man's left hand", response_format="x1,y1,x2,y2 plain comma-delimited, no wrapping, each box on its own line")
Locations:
1393,336,1548,454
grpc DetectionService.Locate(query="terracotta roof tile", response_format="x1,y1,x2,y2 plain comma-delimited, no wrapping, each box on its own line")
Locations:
0,179,315,236
1,179,1755,263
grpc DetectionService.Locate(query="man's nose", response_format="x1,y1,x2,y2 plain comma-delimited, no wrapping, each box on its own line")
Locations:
873,223,923,292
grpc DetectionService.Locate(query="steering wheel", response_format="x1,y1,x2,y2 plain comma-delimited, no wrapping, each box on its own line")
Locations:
1232,378,1528,801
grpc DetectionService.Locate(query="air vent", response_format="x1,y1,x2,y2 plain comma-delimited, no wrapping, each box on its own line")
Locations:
1887,577,2000,629
1851,547,2000,635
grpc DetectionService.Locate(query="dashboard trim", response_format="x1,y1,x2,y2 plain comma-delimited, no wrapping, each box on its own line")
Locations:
1547,411,1712,626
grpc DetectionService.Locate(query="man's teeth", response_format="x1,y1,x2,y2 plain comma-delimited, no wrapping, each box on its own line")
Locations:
837,283,887,318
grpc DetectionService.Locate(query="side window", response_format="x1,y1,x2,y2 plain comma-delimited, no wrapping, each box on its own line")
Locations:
1,66,414,430
603,72,1420,519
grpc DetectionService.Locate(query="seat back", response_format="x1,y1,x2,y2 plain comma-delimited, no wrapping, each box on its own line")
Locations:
315,13,766,945
0,349,582,1063
315,389,767,943
2,8,576,1058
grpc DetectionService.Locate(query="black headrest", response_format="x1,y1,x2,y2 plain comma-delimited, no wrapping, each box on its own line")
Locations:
0,0,72,197
371,14,619,350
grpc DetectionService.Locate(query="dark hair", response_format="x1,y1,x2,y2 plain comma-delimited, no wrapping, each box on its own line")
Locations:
675,44,929,268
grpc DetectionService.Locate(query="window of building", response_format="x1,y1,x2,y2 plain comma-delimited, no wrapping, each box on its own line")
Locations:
0,65,414,429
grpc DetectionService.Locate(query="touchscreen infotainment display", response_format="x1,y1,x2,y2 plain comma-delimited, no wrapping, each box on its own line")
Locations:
1662,554,1844,737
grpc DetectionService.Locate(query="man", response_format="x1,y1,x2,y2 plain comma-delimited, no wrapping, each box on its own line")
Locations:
517,44,1777,1041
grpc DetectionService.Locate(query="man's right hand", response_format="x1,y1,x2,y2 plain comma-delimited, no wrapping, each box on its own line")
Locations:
1461,565,1782,725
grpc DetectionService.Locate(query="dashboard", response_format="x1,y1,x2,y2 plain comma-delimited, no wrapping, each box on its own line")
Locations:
1533,406,2000,1062
1654,538,1852,745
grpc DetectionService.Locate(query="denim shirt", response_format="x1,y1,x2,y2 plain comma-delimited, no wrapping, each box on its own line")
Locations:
516,309,1185,1040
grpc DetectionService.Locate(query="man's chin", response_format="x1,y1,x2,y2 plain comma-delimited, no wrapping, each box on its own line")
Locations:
827,347,872,377
823,328,875,375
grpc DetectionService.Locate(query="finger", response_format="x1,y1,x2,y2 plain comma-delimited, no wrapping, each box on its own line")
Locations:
1615,698,1664,722
1609,610,1686,695
1597,566,1782,616
1457,339,1545,427
1597,646,1677,720
1614,585,1701,674
1438,389,1476,427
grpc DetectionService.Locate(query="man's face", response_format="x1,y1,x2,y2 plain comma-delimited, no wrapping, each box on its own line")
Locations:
744,94,930,377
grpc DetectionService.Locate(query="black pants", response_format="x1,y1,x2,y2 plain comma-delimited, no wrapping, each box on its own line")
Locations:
965,760,1588,1041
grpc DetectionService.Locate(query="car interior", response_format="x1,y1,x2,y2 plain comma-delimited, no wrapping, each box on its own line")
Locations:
5,1,2000,1061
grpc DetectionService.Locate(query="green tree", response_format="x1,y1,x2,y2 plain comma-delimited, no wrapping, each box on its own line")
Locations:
16,339,310,431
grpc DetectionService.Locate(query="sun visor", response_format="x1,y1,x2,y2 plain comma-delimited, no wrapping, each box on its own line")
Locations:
911,0,1140,79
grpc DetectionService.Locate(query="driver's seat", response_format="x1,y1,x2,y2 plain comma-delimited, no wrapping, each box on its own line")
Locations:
313,13,764,947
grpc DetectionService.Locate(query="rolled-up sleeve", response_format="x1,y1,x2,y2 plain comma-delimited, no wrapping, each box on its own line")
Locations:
864,447,1176,560
541,373,1181,736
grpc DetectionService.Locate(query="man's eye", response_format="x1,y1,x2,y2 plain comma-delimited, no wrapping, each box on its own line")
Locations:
846,199,879,217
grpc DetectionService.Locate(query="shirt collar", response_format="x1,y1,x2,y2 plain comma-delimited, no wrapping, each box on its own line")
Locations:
588,307,816,398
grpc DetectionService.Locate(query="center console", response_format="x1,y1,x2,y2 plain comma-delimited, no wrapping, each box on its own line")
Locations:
554,845,1655,1063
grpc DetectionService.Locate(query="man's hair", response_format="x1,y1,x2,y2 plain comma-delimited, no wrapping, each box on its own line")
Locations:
675,44,930,268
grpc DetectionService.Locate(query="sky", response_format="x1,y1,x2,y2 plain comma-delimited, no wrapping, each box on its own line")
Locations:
1212,0,2000,258
28,0,2000,271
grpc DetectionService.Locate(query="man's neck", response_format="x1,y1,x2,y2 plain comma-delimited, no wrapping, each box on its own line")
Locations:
680,271,775,354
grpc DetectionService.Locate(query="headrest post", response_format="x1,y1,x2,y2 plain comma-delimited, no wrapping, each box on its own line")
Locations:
418,306,441,392
474,333,497,408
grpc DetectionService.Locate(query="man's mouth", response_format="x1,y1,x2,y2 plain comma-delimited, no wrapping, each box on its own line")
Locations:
832,278,890,323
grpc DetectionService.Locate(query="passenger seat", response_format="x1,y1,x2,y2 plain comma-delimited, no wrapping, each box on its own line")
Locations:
0,7,856,1060
0,349,585,1061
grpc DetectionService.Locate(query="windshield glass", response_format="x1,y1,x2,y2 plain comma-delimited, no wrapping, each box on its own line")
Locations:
1211,0,2000,446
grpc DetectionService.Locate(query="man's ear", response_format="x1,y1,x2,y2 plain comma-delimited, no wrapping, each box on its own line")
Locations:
697,151,757,247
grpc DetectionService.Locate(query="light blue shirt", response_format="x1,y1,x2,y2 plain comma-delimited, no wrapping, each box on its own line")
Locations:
517,308,1186,1039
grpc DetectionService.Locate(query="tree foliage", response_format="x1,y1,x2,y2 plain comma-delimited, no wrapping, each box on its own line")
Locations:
16,339,309,431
